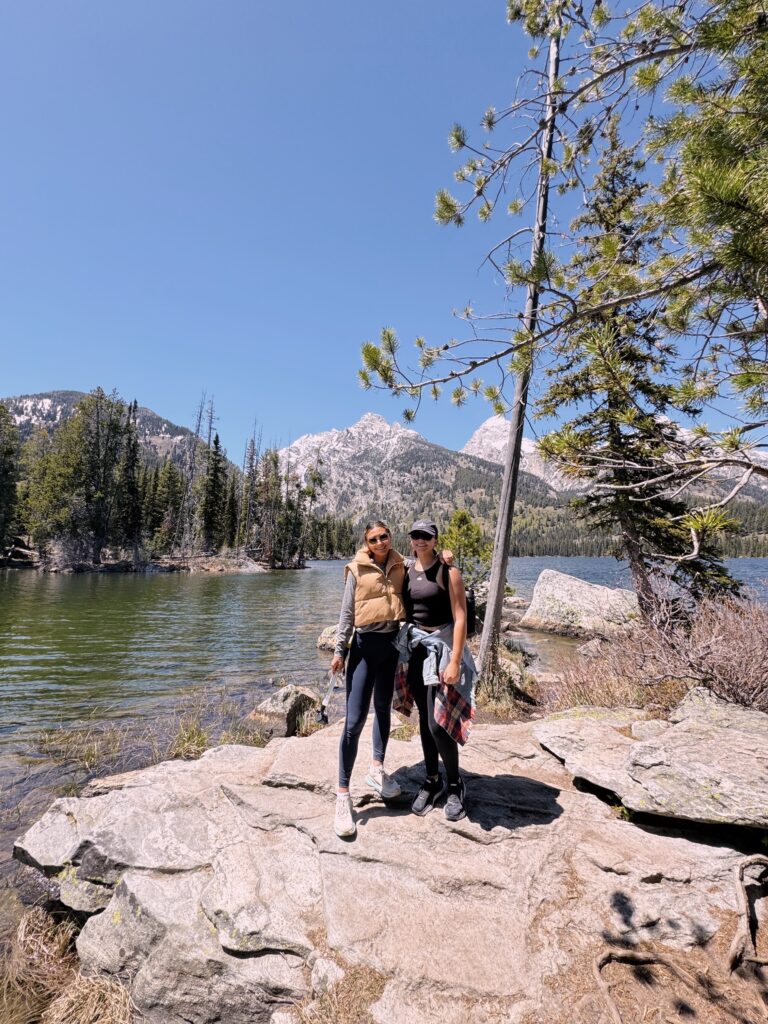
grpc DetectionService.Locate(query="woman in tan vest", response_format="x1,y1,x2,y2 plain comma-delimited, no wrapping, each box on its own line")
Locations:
330,520,406,838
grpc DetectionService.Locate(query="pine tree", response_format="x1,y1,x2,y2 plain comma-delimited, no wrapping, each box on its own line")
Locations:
25,389,127,563
441,510,492,588
539,125,738,610
357,0,765,654
141,464,161,539
200,433,226,552
223,473,238,550
0,403,19,550
651,0,768,418
115,400,143,563
152,459,184,555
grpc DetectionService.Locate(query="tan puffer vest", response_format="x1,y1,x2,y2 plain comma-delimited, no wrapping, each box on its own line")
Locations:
344,548,406,626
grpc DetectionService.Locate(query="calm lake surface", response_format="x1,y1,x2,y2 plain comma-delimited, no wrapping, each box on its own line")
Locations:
1,556,766,747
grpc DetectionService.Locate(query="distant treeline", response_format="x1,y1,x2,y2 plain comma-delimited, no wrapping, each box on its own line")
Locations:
0,389,355,568
508,499,768,558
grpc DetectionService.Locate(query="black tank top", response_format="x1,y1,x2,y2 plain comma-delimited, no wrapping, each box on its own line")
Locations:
406,561,453,628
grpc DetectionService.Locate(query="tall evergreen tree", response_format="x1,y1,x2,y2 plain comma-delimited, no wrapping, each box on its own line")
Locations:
140,463,161,539
152,459,184,555
25,389,127,563
223,473,238,549
539,124,738,612
441,509,492,588
200,433,226,551
0,403,19,550
116,400,143,563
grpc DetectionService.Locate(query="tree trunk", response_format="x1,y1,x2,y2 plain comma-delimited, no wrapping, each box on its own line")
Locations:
478,21,561,681
621,523,658,621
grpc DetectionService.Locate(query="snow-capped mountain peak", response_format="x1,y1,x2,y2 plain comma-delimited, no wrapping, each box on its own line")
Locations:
461,415,586,493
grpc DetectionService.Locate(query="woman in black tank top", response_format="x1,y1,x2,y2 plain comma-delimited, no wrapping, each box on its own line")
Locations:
404,519,469,821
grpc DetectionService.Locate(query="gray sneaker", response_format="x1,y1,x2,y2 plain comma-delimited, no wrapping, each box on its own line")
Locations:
334,794,356,837
411,775,444,816
444,778,466,822
365,766,402,800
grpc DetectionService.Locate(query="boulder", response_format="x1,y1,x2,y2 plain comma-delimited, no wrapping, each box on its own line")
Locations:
534,688,768,827
316,625,337,651
14,717,760,1024
520,569,639,638
247,684,319,737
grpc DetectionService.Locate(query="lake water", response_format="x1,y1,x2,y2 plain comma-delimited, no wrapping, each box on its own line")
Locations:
2,556,766,746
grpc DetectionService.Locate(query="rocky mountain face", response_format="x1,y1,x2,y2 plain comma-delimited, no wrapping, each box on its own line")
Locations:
464,413,768,498
278,413,556,526
1,391,194,463
462,415,588,493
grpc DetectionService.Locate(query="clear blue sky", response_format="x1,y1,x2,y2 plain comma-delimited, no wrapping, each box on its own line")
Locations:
0,1,539,459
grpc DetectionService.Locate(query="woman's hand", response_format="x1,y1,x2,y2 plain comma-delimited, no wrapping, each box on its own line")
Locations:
330,654,345,675
441,659,461,686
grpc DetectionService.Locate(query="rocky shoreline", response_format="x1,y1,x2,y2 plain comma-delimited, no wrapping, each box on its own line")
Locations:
1,539,272,575
7,568,768,1022
13,685,768,1024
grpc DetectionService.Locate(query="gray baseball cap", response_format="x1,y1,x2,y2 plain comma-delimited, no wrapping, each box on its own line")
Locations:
408,519,438,538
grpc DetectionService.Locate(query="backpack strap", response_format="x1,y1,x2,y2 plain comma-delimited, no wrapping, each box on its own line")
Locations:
437,562,454,591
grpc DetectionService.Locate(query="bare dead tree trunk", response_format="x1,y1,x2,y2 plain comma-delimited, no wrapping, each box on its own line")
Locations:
478,19,561,681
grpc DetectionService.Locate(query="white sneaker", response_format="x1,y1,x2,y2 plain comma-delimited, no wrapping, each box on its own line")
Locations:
334,794,356,837
365,766,402,800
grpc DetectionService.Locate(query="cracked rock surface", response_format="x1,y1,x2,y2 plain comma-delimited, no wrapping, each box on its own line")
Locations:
14,716,750,1023
534,688,768,827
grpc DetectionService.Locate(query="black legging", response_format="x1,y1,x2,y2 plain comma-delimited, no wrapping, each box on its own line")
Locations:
338,631,398,789
406,646,460,784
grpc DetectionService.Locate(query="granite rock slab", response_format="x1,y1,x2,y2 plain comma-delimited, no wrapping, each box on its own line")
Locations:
14,713,753,1024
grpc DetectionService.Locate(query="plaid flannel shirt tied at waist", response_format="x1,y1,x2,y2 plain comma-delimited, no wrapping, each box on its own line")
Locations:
392,623,477,746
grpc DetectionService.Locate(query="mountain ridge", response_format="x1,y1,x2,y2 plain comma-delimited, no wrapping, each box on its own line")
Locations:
1,390,195,464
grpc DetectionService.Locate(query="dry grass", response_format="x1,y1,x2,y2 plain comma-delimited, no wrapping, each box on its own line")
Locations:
217,721,268,747
42,973,132,1024
476,645,534,718
166,712,209,760
551,659,688,714
0,909,133,1024
295,964,386,1024
36,721,139,775
652,595,768,711
390,713,419,741
295,709,324,738
0,908,77,1024
547,594,768,715
31,686,270,781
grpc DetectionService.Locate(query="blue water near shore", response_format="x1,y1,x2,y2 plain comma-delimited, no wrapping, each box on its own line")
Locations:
0,556,765,746
506,555,768,600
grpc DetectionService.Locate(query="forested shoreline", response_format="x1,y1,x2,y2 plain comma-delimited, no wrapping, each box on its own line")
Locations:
0,389,355,571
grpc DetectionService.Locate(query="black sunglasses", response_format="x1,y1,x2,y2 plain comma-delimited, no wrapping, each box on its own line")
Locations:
367,533,390,544
409,531,434,541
